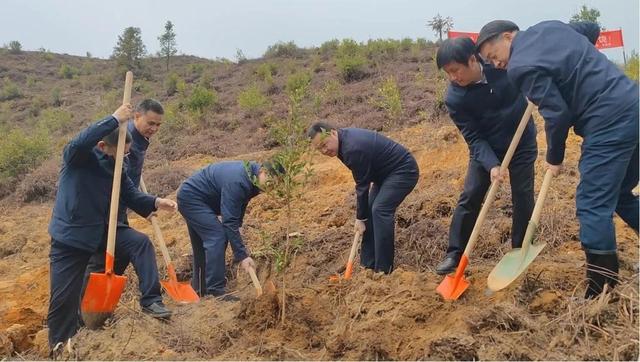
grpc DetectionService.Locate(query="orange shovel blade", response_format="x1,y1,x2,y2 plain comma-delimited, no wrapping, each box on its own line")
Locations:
436,255,470,300
81,272,127,313
160,280,200,303
343,261,355,280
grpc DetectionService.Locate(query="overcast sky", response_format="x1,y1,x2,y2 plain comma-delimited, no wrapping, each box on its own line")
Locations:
1,0,637,62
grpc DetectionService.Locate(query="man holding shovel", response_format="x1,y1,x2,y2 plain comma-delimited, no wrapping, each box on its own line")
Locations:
47,105,177,352
477,20,639,298
177,160,281,300
83,99,172,319
308,123,419,274
433,37,537,275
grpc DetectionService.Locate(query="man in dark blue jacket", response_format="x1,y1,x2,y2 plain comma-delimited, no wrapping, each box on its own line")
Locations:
177,160,279,298
308,123,419,274
477,20,638,298
47,104,177,352
83,99,168,318
433,37,537,275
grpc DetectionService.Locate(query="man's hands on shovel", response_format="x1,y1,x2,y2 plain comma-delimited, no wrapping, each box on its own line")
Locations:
240,257,256,273
354,219,366,234
112,103,133,124
155,198,177,212
546,161,563,176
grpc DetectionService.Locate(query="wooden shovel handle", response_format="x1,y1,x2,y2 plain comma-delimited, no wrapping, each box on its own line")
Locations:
248,267,263,296
139,177,173,268
462,101,535,258
530,169,553,224
344,230,363,279
105,71,133,273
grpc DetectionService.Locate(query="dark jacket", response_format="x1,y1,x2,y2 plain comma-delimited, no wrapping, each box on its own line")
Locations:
507,20,639,164
445,62,537,171
48,116,158,252
337,128,418,220
125,120,149,188
179,161,262,261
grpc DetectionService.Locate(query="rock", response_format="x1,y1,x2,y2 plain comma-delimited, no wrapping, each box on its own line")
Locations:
6,324,31,352
0,331,14,357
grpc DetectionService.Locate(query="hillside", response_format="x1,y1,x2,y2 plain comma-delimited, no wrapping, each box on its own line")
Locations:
0,41,638,360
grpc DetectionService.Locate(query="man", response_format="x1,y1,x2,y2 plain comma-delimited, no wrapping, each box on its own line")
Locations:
47,104,177,353
433,37,537,275
308,122,419,274
477,20,638,298
83,99,170,321
177,160,280,299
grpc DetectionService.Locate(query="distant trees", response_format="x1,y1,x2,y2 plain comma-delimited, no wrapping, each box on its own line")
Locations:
158,21,178,71
428,14,454,43
570,5,603,29
112,27,147,72
8,41,22,54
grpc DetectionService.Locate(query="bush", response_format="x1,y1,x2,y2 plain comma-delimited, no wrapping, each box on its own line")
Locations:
186,85,218,112
38,108,73,133
165,73,179,96
0,128,50,180
255,62,278,82
624,51,639,82
400,37,414,51
58,64,78,79
372,76,403,125
15,157,60,203
320,79,345,105
336,39,368,82
238,84,271,116
319,39,339,56
285,71,311,96
365,39,401,60
264,41,303,58
50,87,62,107
0,78,21,101
8,41,21,54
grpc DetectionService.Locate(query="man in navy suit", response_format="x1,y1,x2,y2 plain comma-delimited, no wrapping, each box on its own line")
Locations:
433,37,537,275
47,103,177,352
477,20,638,298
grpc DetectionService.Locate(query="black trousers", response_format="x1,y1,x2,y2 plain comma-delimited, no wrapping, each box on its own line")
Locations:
361,161,419,273
446,151,535,257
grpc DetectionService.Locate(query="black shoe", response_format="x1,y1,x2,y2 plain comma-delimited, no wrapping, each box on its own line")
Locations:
142,302,172,319
436,255,460,275
585,252,619,299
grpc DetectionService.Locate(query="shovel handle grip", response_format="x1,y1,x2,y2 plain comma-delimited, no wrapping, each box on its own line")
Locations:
248,267,263,296
344,230,363,279
105,71,133,272
462,102,534,258
531,170,553,224
139,177,173,267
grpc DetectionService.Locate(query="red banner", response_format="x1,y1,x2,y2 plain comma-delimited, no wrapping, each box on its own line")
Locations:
447,30,478,42
595,29,624,49
447,28,624,50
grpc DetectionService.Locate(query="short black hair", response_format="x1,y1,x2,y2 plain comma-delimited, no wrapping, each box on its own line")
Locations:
436,37,477,69
136,98,164,115
262,159,286,176
307,121,336,139
102,127,132,146
476,20,520,51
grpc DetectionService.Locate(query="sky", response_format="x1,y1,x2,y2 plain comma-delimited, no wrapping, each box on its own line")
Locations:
1,0,637,62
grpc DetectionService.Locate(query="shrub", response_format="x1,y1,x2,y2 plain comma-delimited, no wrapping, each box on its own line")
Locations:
58,64,78,79
319,39,339,56
8,41,21,54
50,87,62,107
165,73,179,96
186,85,218,112
255,62,277,82
264,41,303,58
0,78,21,101
238,84,271,116
372,76,403,125
400,37,414,51
38,108,73,133
365,39,401,60
0,128,50,180
285,71,311,96
624,51,639,82
335,39,367,82
15,157,60,203
320,79,345,105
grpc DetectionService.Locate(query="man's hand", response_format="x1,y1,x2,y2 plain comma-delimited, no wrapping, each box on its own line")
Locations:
354,219,366,234
490,166,506,183
546,161,563,176
240,257,256,273
112,103,133,124
155,198,177,212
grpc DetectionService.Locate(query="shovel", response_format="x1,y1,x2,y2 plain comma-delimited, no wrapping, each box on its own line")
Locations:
140,177,200,303
329,230,363,282
487,169,553,291
436,101,535,301
248,267,263,297
81,71,133,326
